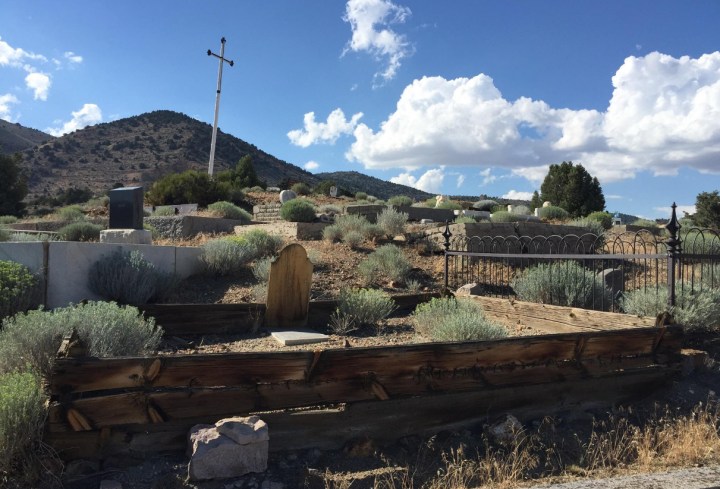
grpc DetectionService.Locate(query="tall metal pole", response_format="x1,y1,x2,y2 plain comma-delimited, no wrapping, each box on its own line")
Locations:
207,37,234,177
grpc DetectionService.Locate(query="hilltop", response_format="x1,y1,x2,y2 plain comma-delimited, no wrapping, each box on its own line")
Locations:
0,119,53,154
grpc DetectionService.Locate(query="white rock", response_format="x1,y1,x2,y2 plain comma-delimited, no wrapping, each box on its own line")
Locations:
279,190,297,204
216,416,269,445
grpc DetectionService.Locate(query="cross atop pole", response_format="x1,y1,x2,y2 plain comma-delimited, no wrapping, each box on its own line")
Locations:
206,37,234,177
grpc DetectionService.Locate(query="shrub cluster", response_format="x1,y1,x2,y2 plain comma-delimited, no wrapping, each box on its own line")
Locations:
0,261,42,320
621,285,720,331
511,262,613,310
412,297,507,342
330,288,396,334
491,211,522,223
152,206,177,217
57,221,103,241
424,197,462,210
472,199,499,211
207,201,252,222
388,195,413,207
323,214,383,248
56,204,85,222
587,211,613,229
358,244,411,285
280,199,316,222
567,217,606,236
538,205,570,221
201,239,256,276
88,250,177,305
0,216,18,224
376,207,408,238
291,182,311,196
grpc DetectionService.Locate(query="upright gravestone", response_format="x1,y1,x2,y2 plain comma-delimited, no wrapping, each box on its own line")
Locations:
329,186,338,198
264,243,313,328
109,186,144,229
279,190,297,204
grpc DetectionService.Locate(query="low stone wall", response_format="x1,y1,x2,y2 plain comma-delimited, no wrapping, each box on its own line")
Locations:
7,218,108,232
235,221,331,240
253,203,283,222
0,242,203,309
146,216,249,239
395,205,456,223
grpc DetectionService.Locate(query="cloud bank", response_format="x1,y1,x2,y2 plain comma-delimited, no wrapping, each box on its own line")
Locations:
288,108,363,147
343,51,720,185
342,0,412,84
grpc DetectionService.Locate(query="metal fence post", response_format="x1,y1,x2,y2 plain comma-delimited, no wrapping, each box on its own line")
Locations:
665,202,681,308
443,221,452,290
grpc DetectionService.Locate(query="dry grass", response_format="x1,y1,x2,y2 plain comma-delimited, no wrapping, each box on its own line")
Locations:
318,402,720,489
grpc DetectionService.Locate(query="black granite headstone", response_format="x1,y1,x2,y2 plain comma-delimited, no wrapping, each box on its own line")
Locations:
109,186,144,230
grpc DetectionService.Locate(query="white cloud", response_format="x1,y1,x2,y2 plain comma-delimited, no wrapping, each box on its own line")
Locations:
304,160,320,171
606,194,623,200
0,94,19,121
64,51,83,64
342,0,412,84
502,190,534,200
46,103,102,136
654,204,696,217
479,168,496,186
25,72,51,100
288,108,363,147
390,167,444,193
345,51,720,185
0,36,46,67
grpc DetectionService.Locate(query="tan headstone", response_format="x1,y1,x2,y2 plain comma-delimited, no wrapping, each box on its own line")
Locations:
264,243,313,328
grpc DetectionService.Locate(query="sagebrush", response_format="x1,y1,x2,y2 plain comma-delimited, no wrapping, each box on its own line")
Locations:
413,297,507,341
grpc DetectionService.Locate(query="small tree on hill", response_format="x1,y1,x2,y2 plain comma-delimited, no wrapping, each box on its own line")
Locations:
539,161,605,217
530,190,542,210
146,170,226,207
0,153,28,217
693,190,720,229
216,155,265,190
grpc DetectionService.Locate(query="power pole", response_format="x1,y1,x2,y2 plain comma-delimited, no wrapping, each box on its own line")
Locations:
206,37,234,177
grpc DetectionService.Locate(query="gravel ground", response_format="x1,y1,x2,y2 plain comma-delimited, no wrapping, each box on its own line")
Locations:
532,464,720,489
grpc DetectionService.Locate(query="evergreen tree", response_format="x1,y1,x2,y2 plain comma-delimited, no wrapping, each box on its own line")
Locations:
530,190,542,210
0,153,28,217
539,161,605,217
693,190,720,229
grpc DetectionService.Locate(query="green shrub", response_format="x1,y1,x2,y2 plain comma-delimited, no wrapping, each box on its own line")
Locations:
318,204,342,215
424,197,462,210
355,191,368,200
0,302,162,378
568,217,605,236
621,285,720,331
455,216,477,224
376,207,408,237
358,244,411,285
511,262,613,309
0,227,9,242
343,230,365,249
0,261,42,320
6,231,59,242
0,371,47,483
280,199,316,222
491,211,522,223
472,199,499,211
366,195,377,203
0,216,18,224
152,205,177,216
201,239,255,276
511,205,531,216
252,256,274,283
88,250,177,305
57,221,103,241
334,288,396,331
388,195,413,207
538,205,570,221
56,204,85,222
412,297,507,341
322,224,343,242
290,182,311,196
587,211,613,229
332,214,372,241
241,229,284,258
146,169,227,207
207,201,252,222
632,218,658,229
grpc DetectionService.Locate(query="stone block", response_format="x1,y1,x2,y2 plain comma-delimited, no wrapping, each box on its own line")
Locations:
216,416,269,445
100,229,152,245
393,205,455,223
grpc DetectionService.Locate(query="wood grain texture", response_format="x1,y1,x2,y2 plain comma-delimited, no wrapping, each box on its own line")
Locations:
265,243,313,328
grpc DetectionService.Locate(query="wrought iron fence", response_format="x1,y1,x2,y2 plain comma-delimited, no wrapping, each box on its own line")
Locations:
442,204,720,313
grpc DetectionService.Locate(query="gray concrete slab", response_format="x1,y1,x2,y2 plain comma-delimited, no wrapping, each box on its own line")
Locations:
269,329,329,346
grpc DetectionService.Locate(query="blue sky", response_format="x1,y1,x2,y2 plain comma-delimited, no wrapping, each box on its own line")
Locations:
1,1,720,219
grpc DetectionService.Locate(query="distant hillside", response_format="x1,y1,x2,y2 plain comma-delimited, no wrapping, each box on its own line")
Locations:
17,110,319,200
0,119,53,154
316,171,433,201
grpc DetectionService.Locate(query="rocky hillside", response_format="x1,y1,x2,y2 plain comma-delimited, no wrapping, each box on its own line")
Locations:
0,119,53,154
317,171,433,201
17,110,318,200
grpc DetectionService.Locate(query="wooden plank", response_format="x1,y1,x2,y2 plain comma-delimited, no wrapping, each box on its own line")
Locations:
51,351,314,395
44,365,678,461
50,327,682,396
469,296,657,333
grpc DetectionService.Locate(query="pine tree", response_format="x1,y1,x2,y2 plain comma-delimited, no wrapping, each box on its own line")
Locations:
539,161,605,217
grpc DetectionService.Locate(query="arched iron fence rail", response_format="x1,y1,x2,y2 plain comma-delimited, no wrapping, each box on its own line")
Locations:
442,203,720,313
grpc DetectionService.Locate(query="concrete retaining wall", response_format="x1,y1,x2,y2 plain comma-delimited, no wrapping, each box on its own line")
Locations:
235,221,331,240
0,242,203,309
